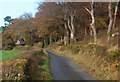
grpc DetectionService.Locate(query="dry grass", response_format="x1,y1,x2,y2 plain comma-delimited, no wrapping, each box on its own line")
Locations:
50,48,119,80
2,55,28,80
48,36,119,80
24,50,52,80
2,45,52,80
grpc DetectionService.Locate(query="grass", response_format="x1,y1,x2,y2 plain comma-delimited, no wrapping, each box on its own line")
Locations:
2,47,52,80
0,49,22,61
24,50,52,80
48,41,119,80
2,45,53,80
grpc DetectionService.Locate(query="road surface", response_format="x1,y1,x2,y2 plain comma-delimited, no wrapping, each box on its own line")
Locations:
46,50,96,80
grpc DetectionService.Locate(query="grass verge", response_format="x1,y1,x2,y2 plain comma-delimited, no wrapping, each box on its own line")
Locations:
24,49,52,80
48,42,119,80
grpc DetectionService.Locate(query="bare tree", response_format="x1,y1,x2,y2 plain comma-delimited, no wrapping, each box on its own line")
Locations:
64,3,76,41
60,2,76,43
107,2,113,40
84,1,97,42
70,10,75,40
107,2,119,40
64,22,69,45
112,2,119,29
19,13,33,19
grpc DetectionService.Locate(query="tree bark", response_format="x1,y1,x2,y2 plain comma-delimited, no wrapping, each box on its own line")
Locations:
84,1,97,42
91,3,97,42
64,23,69,45
70,13,75,40
63,3,76,43
49,36,52,45
85,27,87,36
107,2,113,40
112,2,119,29
67,17,75,43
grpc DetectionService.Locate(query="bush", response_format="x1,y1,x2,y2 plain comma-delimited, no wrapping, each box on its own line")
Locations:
59,46,66,51
95,18,107,29
2,35,15,50
56,42,63,46
108,50,120,60
32,50,46,57
25,36,34,46
83,44,106,56
71,45,80,54
4,45,14,50
24,50,52,80
34,42,43,48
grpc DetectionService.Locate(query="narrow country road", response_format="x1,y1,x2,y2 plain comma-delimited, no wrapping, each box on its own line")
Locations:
46,50,96,80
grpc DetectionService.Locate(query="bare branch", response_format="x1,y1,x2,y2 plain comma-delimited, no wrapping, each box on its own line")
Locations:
67,19,72,31
83,6,91,14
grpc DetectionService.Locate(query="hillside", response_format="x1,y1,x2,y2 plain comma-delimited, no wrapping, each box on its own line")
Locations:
48,27,119,80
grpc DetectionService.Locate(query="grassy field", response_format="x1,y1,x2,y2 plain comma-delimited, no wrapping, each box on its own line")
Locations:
0,49,22,61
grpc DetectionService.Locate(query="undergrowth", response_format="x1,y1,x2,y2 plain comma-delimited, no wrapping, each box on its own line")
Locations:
48,39,119,80
24,50,52,80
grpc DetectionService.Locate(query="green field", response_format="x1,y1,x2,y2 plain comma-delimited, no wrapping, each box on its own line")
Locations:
0,49,22,61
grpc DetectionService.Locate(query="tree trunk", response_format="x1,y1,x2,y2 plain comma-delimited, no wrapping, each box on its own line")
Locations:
107,2,113,40
112,2,119,29
49,36,52,45
90,2,97,42
64,23,69,45
84,1,97,42
85,27,87,36
60,36,63,42
91,13,97,42
70,31,74,40
67,18,72,43
70,15,75,41
89,24,93,36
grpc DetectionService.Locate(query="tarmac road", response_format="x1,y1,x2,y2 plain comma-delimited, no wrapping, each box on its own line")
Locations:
46,50,96,80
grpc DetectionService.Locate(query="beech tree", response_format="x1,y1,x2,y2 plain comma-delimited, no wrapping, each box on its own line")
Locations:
61,2,85,44
112,2,119,29
65,3,76,41
107,2,119,40
35,2,119,44
107,2,113,40
35,2,65,46
84,1,97,42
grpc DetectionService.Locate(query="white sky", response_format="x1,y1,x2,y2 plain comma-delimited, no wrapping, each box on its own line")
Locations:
0,0,119,26
0,0,44,3
0,0,44,26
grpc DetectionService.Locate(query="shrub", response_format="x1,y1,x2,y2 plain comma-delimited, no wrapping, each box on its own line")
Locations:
2,35,15,50
95,18,107,29
25,36,34,46
59,46,66,51
4,45,14,50
56,42,63,46
84,44,106,56
24,50,52,80
34,42,43,48
71,45,80,54
108,50,120,60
